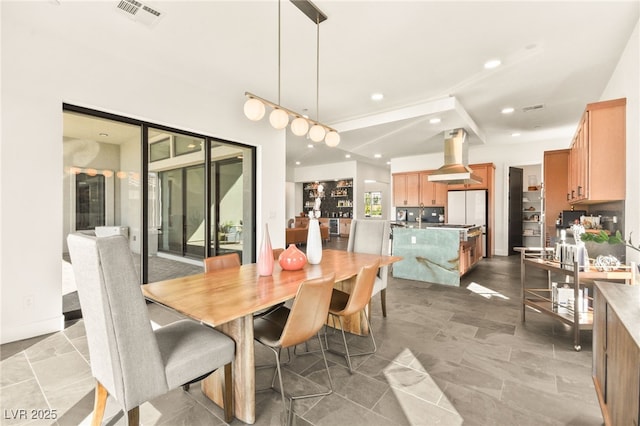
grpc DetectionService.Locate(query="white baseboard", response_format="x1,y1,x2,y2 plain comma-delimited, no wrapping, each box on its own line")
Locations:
0,315,65,345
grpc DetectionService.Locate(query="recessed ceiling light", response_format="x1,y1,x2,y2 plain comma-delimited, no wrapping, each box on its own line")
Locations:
99,132,109,137
512,132,521,137
484,59,501,69
364,179,376,183
501,107,515,114
295,161,301,165
386,161,391,165
307,144,314,148
429,118,441,124
374,154,382,158
345,154,351,158
371,93,384,101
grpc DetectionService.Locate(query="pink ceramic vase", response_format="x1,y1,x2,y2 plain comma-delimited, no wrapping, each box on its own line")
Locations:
257,224,274,276
278,244,307,271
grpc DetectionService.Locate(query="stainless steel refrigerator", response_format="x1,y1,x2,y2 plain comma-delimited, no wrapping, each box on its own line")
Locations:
447,190,487,257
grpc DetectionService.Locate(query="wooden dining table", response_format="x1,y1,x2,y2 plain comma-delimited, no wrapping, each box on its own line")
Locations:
141,249,402,424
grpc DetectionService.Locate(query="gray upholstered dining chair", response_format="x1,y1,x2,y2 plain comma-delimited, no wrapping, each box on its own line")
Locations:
253,273,335,426
67,233,235,425
347,219,391,316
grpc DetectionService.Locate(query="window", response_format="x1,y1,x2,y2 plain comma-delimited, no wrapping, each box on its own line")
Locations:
174,135,203,156
364,191,382,217
150,137,171,162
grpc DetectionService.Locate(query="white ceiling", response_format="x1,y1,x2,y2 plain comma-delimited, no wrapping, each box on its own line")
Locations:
60,1,639,169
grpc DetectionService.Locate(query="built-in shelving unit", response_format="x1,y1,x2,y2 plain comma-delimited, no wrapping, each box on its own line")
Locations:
302,179,353,218
522,190,543,246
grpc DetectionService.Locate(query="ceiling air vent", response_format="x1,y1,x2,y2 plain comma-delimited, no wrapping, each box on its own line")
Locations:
522,104,545,112
116,0,163,27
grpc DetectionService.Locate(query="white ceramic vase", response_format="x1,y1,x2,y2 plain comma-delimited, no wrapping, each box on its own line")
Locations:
306,218,323,264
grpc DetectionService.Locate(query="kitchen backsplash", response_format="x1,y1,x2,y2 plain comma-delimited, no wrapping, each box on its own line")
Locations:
396,206,445,223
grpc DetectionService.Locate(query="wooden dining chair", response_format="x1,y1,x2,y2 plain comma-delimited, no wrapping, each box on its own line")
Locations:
67,233,235,425
273,247,284,260
326,260,380,373
204,252,241,272
347,219,391,317
253,273,335,425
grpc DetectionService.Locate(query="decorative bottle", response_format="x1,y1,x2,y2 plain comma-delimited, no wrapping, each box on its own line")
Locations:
257,224,274,276
306,217,323,264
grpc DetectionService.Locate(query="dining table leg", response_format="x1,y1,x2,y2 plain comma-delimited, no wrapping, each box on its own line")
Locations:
201,314,255,424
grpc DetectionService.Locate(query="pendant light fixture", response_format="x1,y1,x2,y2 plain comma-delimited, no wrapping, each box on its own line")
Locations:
243,0,339,147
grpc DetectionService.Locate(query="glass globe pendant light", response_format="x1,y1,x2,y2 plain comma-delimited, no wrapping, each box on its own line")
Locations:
244,98,265,121
309,124,326,142
291,117,309,136
269,108,289,129
324,130,340,147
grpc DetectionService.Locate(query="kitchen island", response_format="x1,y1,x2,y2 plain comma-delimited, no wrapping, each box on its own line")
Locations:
392,224,482,286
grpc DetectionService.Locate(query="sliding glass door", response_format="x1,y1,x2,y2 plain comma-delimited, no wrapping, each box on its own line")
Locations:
148,128,256,271
63,105,255,287
210,143,255,264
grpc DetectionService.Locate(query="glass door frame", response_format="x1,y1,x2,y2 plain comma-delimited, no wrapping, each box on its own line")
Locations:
63,103,257,284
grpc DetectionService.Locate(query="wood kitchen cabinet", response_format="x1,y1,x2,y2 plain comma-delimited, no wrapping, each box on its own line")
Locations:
567,98,626,204
447,163,491,190
458,234,483,275
393,172,420,206
593,282,640,426
339,218,351,237
543,149,571,241
419,171,448,206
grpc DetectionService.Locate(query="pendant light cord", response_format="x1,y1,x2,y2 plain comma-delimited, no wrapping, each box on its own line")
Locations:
315,17,320,122
277,0,281,105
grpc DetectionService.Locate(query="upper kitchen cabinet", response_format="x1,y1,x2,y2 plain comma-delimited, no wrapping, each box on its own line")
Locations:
419,171,448,206
567,98,626,204
393,172,420,206
447,163,494,191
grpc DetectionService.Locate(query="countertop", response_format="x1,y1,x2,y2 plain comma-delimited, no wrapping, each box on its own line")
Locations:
595,281,640,349
392,222,481,230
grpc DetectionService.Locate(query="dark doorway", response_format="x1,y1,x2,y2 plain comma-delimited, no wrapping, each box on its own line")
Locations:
508,167,524,254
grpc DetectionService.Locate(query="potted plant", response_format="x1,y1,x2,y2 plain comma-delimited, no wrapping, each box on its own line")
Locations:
580,230,640,253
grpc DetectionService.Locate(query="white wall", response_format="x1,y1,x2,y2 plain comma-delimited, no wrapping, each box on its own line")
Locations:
0,3,285,343
600,18,640,267
355,162,391,220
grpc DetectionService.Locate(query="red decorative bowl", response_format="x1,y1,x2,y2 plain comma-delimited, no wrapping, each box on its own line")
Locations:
278,244,307,271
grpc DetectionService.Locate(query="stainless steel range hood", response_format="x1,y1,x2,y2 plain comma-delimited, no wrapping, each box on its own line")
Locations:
428,128,482,184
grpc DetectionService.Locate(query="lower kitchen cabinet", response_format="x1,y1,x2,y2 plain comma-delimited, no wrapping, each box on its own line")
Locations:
593,282,640,426
339,218,351,237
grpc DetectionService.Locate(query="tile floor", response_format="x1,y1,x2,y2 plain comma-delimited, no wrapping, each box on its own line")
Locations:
1,240,603,425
